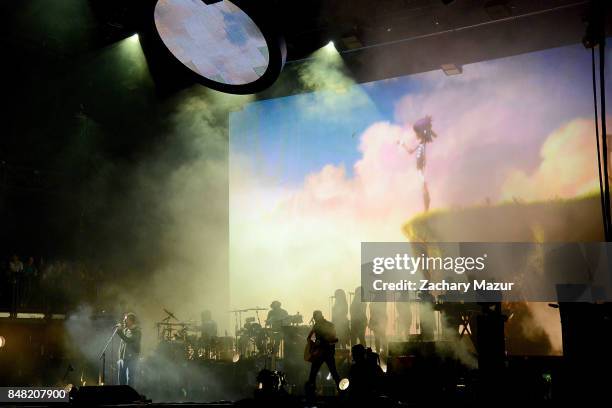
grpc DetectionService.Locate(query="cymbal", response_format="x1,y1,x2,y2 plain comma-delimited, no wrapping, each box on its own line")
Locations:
229,307,267,312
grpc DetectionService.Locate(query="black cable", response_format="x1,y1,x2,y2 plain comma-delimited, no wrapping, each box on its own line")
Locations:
592,47,609,240
599,35,611,241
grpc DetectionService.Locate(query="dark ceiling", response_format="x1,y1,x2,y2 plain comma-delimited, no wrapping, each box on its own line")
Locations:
0,0,610,260
3,0,609,92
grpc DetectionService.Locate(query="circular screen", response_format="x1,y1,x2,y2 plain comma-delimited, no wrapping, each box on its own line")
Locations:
154,0,270,86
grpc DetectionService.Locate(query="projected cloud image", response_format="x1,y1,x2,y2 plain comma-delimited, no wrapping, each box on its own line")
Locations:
155,0,269,85
229,43,609,324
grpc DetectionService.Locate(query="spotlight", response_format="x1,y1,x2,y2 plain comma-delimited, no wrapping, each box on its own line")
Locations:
324,41,336,51
341,35,363,50
0,336,5,348
441,63,462,76
232,353,240,363
128,33,139,42
339,378,350,391
255,369,286,395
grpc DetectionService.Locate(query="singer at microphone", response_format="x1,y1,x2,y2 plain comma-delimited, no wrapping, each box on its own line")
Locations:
116,312,141,387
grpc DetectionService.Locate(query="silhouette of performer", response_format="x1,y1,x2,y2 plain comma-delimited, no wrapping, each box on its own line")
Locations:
116,312,141,387
332,289,350,349
305,310,341,396
396,299,413,340
419,290,436,341
266,300,288,355
348,344,385,400
368,302,388,355
350,286,367,346
398,115,438,211
266,300,289,331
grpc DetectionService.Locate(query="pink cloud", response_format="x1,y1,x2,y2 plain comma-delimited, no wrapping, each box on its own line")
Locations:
280,121,424,222
501,118,600,200
278,112,600,230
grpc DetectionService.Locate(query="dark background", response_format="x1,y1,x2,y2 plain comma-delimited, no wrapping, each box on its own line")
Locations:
1,0,609,270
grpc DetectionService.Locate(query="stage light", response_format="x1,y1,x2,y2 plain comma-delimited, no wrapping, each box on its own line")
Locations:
255,369,286,394
129,33,139,43
16,313,45,319
152,0,286,94
341,35,363,50
324,41,336,52
441,63,462,76
232,353,240,363
0,336,5,348
339,378,350,391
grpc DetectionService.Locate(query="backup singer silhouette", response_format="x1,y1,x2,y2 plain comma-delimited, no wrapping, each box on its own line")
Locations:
332,289,350,349
350,286,367,346
368,302,388,355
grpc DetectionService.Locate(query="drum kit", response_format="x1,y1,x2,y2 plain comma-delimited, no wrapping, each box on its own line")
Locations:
155,307,306,364
232,307,302,359
155,309,235,363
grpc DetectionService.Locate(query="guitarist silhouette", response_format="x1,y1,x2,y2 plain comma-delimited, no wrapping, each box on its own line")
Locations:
304,310,341,397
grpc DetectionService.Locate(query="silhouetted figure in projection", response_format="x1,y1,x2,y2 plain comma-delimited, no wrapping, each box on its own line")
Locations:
398,115,439,211
350,286,368,346
368,302,388,354
305,310,340,398
332,289,350,349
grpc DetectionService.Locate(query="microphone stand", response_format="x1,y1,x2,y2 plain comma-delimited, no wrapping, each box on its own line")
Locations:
98,326,119,385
